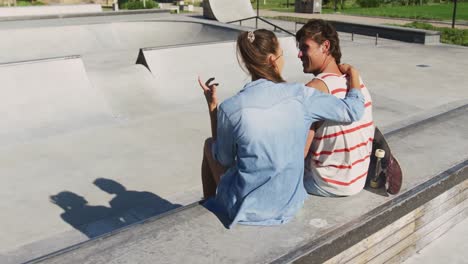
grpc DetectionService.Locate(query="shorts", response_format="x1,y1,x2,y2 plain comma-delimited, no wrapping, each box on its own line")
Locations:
304,171,342,197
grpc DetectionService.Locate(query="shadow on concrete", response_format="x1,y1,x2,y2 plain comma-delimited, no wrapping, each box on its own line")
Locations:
50,178,181,238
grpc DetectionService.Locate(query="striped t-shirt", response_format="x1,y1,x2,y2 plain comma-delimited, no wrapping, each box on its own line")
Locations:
305,73,374,196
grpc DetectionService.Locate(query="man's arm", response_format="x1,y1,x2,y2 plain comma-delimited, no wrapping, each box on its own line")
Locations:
304,79,329,158
305,79,329,94
304,122,323,158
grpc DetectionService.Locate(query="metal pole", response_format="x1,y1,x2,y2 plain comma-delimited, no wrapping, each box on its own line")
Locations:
351,32,354,41
375,33,379,46
452,0,457,29
256,0,259,28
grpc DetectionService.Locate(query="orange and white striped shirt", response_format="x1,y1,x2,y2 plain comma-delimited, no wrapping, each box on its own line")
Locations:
305,73,374,196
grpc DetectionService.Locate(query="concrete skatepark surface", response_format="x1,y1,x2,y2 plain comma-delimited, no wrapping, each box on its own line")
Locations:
403,217,468,264
0,10,467,264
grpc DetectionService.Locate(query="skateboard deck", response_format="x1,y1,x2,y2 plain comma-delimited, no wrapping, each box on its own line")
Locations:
367,127,403,195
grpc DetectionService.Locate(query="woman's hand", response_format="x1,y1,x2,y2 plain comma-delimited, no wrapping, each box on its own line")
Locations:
338,63,359,76
198,76,219,112
339,64,361,90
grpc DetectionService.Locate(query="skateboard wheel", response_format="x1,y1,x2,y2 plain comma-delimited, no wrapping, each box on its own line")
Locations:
375,149,385,158
370,179,381,189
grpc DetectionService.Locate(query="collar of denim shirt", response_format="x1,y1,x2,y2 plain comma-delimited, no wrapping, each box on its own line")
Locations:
242,78,270,91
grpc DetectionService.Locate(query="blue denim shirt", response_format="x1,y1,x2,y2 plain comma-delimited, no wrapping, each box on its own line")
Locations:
207,79,364,227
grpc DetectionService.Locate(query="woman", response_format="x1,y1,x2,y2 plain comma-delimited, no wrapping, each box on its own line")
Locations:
199,29,364,227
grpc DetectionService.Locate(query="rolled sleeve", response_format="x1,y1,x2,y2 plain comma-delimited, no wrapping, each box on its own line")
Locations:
303,87,365,123
211,107,236,167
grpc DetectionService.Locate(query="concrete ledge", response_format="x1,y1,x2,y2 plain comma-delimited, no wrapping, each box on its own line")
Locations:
27,104,468,263
291,17,441,44
289,162,468,264
0,8,169,22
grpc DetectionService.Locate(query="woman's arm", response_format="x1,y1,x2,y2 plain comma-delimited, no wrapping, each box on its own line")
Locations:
198,76,235,168
303,67,365,123
198,76,219,139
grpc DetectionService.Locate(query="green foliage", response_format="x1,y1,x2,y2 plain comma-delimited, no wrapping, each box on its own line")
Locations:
250,0,294,12
402,21,468,46
403,21,435,29
14,0,44,6
357,0,382,7
120,0,158,9
333,3,468,20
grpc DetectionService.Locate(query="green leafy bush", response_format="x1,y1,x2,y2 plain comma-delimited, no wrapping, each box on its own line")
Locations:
402,22,468,46
15,0,45,6
357,0,383,7
120,0,158,9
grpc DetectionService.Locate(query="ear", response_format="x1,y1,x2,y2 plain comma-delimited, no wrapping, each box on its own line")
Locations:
267,53,277,68
268,53,280,73
321,40,331,54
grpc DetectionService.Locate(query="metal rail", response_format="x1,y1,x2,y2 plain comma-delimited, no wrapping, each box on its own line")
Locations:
228,16,296,37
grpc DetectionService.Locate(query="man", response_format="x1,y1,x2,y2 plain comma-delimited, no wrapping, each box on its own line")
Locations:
296,19,374,197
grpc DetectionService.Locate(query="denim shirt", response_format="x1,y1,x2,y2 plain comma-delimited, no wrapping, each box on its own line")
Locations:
207,79,365,227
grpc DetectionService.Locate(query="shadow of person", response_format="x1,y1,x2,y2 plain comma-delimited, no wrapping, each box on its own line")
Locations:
93,178,182,223
50,191,122,238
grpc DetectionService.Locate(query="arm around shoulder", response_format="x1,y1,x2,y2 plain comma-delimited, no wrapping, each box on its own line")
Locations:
303,84,365,124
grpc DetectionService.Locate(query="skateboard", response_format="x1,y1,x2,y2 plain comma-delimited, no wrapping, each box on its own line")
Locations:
367,127,403,195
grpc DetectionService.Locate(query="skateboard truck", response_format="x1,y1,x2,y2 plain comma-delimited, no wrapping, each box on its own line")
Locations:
370,149,386,189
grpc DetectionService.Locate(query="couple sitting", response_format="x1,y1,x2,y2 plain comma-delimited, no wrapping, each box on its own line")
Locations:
199,20,374,227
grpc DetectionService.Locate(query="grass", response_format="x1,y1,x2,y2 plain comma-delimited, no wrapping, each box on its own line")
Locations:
2,0,45,6
400,21,468,45
336,3,468,21
251,0,295,12
252,0,467,21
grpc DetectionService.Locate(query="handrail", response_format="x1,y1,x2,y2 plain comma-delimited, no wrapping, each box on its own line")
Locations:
227,16,295,37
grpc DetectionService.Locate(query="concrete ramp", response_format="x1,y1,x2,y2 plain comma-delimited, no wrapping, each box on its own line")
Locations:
0,56,111,145
0,4,102,18
136,41,247,104
204,0,256,23
0,21,240,66
136,37,309,104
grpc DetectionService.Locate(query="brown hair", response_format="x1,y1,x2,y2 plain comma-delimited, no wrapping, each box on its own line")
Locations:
237,29,285,83
296,19,342,64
